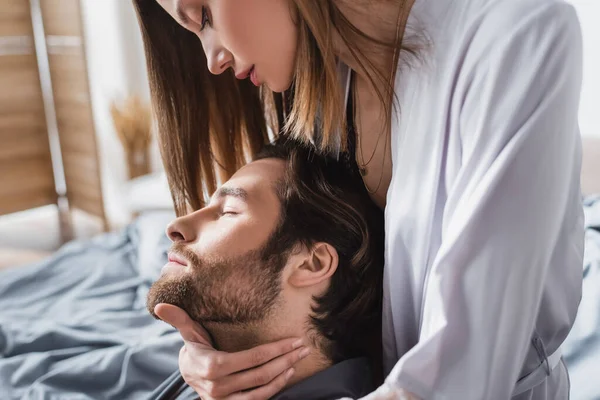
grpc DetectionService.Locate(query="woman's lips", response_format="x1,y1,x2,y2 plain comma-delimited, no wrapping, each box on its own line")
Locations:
250,67,259,86
235,67,251,80
235,66,260,86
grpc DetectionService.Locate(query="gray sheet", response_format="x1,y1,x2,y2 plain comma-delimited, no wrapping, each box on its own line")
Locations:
0,212,181,400
563,195,600,400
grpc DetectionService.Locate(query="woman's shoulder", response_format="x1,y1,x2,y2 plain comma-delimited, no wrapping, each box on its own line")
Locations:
460,0,579,49
417,0,582,76
404,0,579,78
417,0,579,47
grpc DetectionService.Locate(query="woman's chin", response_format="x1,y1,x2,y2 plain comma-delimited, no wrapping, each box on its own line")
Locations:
268,78,294,94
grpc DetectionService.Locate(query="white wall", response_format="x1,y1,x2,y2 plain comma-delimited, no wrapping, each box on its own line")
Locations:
80,0,159,228
570,0,600,138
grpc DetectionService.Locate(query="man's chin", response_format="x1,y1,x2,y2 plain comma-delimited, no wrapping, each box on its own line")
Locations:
146,276,193,321
146,276,226,324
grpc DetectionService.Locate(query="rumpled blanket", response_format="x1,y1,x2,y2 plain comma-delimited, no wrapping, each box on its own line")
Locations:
0,212,181,400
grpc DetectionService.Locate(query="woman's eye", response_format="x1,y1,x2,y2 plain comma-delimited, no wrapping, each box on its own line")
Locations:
219,209,238,217
199,6,211,32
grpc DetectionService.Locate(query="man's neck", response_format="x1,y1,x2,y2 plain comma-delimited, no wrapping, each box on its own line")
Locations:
203,321,332,388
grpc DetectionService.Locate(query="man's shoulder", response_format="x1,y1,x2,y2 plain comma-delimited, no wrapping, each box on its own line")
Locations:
149,358,374,400
147,370,199,400
272,358,375,400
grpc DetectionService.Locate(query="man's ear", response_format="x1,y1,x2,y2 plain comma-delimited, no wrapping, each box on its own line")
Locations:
288,243,339,288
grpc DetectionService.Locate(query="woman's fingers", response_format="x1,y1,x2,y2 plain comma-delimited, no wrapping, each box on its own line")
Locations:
180,336,304,381
178,338,307,398
154,303,213,346
209,346,310,396
155,304,307,398
215,337,305,376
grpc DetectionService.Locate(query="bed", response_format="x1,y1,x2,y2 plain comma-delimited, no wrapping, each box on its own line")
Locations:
0,138,599,400
563,137,600,400
0,211,180,399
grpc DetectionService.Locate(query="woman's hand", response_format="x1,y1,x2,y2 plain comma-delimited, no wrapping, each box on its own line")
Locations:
154,304,309,400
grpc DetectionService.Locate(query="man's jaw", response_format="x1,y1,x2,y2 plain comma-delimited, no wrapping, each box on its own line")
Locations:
203,316,333,390
202,320,265,353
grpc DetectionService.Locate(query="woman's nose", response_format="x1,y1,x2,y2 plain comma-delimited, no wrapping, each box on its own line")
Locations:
166,215,197,243
207,48,233,75
201,34,233,75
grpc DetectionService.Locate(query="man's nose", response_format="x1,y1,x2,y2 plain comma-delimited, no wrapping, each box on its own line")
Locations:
166,213,198,243
202,35,233,75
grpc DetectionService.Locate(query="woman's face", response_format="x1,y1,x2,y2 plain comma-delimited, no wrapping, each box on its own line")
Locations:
157,0,298,92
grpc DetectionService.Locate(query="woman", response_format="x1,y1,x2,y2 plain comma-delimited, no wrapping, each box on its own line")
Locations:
133,0,584,398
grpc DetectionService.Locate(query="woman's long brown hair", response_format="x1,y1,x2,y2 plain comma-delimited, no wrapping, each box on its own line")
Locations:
133,0,414,216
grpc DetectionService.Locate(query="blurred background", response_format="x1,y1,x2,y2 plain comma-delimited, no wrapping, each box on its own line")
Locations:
0,0,598,267
0,0,171,267
0,1,599,399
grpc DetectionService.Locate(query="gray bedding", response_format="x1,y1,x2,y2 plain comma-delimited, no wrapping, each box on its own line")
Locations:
563,195,600,400
0,212,181,400
1,199,600,400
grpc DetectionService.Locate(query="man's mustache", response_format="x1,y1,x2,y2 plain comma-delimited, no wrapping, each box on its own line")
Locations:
169,242,202,269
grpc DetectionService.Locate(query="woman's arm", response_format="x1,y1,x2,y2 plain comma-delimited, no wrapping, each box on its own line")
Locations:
380,2,583,399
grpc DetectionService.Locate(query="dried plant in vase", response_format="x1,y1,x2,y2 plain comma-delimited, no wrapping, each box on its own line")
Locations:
110,96,153,180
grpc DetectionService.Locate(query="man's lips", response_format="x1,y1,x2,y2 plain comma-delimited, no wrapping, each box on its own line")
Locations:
162,252,188,275
167,252,188,266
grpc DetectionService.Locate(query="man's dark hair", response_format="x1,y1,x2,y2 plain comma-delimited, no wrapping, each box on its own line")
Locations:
255,140,385,370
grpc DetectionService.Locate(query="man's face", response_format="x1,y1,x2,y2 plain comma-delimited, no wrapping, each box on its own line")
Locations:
147,158,287,324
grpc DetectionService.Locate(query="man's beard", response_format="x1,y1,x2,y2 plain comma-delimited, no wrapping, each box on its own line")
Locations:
146,240,287,325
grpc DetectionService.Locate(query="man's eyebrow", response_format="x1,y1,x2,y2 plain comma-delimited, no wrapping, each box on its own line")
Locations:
175,3,190,25
213,187,249,202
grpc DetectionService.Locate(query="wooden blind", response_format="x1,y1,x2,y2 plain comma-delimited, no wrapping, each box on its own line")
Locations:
0,0,56,215
41,0,105,222
0,0,106,231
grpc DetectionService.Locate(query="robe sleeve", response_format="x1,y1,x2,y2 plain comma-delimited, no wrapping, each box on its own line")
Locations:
382,2,583,399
